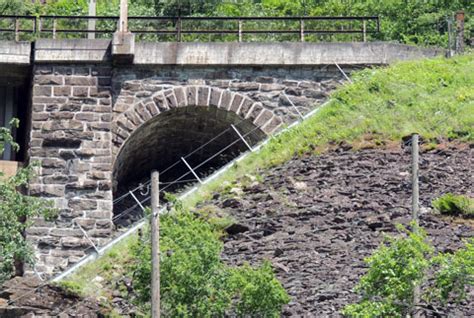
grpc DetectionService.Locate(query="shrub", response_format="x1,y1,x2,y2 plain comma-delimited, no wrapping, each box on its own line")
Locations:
342,224,433,317
432,193,474,217
129,197,289,316
0,121,55,283
343,226,474,317
432,238,474,304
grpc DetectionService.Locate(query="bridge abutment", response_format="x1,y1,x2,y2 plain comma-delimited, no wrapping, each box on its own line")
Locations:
0,39,445,276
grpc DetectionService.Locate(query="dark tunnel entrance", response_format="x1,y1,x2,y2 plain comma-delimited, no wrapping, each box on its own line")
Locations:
112,106,266,226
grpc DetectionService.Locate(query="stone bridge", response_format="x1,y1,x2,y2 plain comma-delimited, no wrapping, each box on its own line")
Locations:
0,39,443,275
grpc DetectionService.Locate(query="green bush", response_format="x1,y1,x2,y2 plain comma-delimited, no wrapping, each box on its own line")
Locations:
433,238,474,304
432,193,474,217
342,225,474,317
342,224,433,317
0,121,55,283
129,197,289,316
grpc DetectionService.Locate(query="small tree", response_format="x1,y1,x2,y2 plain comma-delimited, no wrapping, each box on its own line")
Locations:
342,224,474,317
0,120,54,283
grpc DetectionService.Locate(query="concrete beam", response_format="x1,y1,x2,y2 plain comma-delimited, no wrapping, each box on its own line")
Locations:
0,41,31,65
34,39,111,63
29,40,445,65
133,42,445,66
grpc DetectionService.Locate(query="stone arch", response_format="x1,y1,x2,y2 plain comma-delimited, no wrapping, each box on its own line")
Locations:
111,85,283,160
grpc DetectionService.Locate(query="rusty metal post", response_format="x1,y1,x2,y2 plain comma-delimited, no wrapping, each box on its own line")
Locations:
455,10,465,54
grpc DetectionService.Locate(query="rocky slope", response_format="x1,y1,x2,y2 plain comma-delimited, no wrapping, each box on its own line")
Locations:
204,143,473,317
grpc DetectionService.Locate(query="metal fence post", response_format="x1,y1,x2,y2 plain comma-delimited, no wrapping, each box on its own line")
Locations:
88,0,96,39
176,16,182,42
238,19,242,42
300,18,305,42
362,19,367,42
52,17,57,39
14,18,20,42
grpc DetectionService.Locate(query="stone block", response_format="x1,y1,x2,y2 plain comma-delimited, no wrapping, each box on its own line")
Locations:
219,90,233,109
65,76,97,86
197,86,210,106
34,86,52,96
262,116,283,134
153,94,168,112
85,210,112,220
254,109,273,128
60,237,90,248
26,227,50,236
68,199,97,211
50,228,83,237
164,90,178,108
73,86,89,97
229,94,244,113
35,75,64,85
174,87,187,107
74,218,97,230
209,87,222,107
245,103,263,121
186,86,197,106
53,86,71,96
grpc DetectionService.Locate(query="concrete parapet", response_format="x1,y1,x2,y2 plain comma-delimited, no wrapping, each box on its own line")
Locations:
25,40,446,66
34,39,110,63
0,41,31,65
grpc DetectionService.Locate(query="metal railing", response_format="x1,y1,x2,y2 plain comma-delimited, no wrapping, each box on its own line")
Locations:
0,15,380,42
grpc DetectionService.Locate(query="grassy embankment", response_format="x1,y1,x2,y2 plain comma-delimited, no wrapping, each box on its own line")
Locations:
62,54,473,309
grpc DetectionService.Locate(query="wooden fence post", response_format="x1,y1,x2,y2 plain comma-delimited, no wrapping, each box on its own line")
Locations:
151,170,160,318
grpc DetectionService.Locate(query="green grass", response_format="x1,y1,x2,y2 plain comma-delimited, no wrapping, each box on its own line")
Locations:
64,54,474,301
433,193,474,217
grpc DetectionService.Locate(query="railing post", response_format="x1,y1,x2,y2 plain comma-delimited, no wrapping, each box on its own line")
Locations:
88,0,97,39
14,18,20,42
37,17,42,38
300,18,305,42
238,19,242,42
455,10,465,54
176,17,182,42
52,17,57,39
362,19,367,42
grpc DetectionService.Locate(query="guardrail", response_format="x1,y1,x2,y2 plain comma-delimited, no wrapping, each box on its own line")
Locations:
0,15,380,42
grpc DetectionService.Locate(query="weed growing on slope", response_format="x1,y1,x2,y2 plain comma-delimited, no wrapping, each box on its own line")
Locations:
432,193,474,217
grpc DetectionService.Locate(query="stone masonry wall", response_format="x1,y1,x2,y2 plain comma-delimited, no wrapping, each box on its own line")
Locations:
27,65,114,275
27,64,347,276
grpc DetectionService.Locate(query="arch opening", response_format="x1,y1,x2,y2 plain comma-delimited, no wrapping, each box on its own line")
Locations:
112,106,266,226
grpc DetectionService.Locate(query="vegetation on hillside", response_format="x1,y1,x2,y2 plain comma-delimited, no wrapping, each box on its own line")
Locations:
130,197,289,316
0,0,471,47
0,120,54,284
342,225,474,317
62,53,473,315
